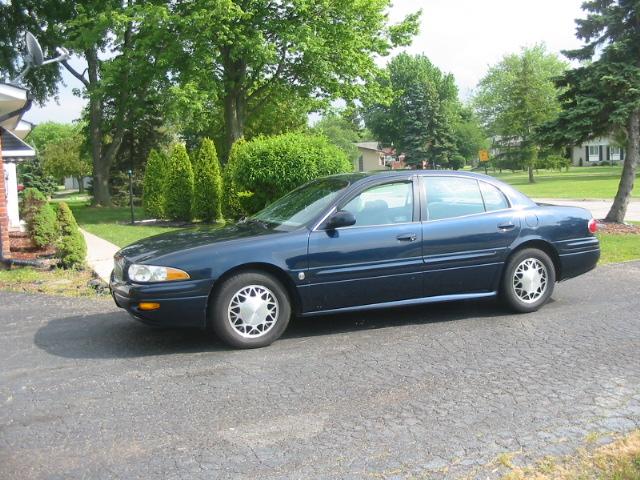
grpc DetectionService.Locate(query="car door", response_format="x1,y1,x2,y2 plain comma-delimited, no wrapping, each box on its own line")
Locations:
420,175,520,297
304,177,423,312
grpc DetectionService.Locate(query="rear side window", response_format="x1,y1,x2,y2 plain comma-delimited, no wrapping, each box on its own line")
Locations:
479,181,509,212
425,177,485,220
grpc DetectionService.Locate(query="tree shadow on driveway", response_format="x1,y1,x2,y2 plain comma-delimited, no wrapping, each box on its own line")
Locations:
34,298,508,360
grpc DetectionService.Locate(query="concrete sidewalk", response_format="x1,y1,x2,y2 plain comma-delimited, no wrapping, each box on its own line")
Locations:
533,198,640,221
80,229,119,283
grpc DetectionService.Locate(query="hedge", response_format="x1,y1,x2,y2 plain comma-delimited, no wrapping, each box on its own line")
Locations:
192,138,223,222
228,132,352,214
143,149,168,218
55,201,87,269
164,144,194,221
20,188,58,248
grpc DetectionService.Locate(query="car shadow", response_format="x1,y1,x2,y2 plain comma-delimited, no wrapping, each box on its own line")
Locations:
34,298,507,360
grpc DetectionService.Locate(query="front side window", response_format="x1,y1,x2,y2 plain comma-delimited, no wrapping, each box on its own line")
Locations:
425,177,485,221
342,182,413,227
588,145,599,157
610,146,621,159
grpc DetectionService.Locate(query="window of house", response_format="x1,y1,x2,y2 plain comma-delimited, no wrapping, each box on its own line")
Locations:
425,177,485,221
342,182,413,227
479,181,509,212
610,146,621,160
588,145,600,160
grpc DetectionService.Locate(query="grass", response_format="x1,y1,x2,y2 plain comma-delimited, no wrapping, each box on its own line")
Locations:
598,233,640,264
0,267,107,297
485,166,639,200
63,199,183,247
502,430,640,480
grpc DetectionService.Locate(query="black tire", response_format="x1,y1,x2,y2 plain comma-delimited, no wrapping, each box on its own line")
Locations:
209,271,291,348
501,248,556,313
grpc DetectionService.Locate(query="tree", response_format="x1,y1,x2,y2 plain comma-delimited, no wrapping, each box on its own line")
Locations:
1,1,173,206
474,44,566,183
311,112,364,163
42,133,92,192
172,1,421,158
192,138,223,223
143,149,168,219
454,107,487,163
539,2,640,223
363,53,460,167
164,144,194,222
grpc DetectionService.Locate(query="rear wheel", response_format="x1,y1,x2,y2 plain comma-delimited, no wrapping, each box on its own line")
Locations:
501,248,555,313
210,271,291,348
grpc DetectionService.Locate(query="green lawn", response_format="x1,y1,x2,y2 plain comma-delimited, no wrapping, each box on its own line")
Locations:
64,200,184,247
485,166,638,199
597,233,640,264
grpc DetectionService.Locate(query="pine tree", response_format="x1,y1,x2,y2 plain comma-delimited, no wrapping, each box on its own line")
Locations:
143,149,168,219
164,144,194,221
192,138,223,222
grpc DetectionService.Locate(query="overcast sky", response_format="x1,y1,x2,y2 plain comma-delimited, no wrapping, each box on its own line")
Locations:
24,0,586,125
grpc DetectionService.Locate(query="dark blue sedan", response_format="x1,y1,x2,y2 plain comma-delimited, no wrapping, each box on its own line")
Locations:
110,171,600,348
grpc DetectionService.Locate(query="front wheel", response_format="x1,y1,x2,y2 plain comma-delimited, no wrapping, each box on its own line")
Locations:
501,248,555,313
210,271,291,348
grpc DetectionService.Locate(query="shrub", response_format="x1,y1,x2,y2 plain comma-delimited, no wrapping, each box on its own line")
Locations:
55,202,86,269
110,169,143,207
20,188,58,248
164,143,194,221
229,132,352,214
192,138,223,222
449,155,465,170
18,157,58,197
143,149,168,217
222,139,251,220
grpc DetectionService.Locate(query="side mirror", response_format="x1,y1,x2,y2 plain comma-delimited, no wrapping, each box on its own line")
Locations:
325,210,356,230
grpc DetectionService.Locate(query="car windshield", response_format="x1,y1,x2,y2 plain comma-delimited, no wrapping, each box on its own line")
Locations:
252,177,350,228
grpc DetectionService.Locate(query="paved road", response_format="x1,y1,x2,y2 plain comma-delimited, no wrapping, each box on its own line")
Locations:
1,263,639,479
534,198,640,221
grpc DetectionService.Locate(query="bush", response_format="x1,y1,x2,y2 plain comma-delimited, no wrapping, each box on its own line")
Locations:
222,139,251,220
449,155,465,170
20,188,58,248
55,202,87,269
192,138,223,222
18,157,58,197
143,149,168,218
229,132,352,214
110,169,143,207
164,143,194,221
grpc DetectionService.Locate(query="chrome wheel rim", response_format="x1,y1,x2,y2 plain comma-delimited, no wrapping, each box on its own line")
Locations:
228,285,279,338
512,258,548,304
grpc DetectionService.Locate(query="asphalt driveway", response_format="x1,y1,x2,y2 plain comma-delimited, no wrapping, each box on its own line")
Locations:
1,262,639,479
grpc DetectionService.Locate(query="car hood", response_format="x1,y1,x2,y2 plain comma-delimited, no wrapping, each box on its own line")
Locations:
118,221,288,264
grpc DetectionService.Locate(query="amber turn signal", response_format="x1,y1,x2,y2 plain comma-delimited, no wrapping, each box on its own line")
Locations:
138,302,160,311
166,268,191,281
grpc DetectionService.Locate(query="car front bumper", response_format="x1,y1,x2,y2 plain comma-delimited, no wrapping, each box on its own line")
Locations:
110,276,213,328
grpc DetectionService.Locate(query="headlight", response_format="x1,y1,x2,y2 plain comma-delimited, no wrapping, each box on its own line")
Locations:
127,264,190,283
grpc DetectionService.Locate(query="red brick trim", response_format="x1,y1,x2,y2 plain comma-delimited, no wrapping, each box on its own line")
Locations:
0,131,11,260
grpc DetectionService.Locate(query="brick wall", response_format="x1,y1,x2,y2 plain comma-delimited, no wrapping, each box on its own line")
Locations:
0,131,11,259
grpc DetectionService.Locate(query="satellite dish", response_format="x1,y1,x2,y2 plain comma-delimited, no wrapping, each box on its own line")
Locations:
25,32,44,66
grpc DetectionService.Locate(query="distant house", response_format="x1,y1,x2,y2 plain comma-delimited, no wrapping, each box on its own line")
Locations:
354,142,406,172
570,137,625,166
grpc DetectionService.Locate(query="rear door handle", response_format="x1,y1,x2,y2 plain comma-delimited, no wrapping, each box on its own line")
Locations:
498,223,516,231
397,233,417,242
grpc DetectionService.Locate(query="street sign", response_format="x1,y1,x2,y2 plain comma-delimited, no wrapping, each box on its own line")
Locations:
479,149,490,162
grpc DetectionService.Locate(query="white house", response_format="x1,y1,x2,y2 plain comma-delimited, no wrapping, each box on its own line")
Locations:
1,83,36,260
570,136,625,166
354,142,385,172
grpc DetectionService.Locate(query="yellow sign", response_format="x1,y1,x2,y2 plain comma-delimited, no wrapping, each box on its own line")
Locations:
478,149,490,162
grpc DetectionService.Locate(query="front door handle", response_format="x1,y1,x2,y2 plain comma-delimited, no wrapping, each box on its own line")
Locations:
396,233,417,242
498,223,516,231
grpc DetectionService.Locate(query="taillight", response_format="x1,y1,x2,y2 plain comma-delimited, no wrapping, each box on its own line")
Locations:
588,218,598,234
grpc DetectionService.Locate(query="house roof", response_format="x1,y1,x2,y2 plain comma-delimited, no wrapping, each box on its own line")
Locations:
355,141,381,152
1,126,36,162
0,83,29,130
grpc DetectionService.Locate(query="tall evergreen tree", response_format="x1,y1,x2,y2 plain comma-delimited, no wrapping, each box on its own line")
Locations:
143,149,168,219
541,1,640,222
192,138,223,223
164,144,194,222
